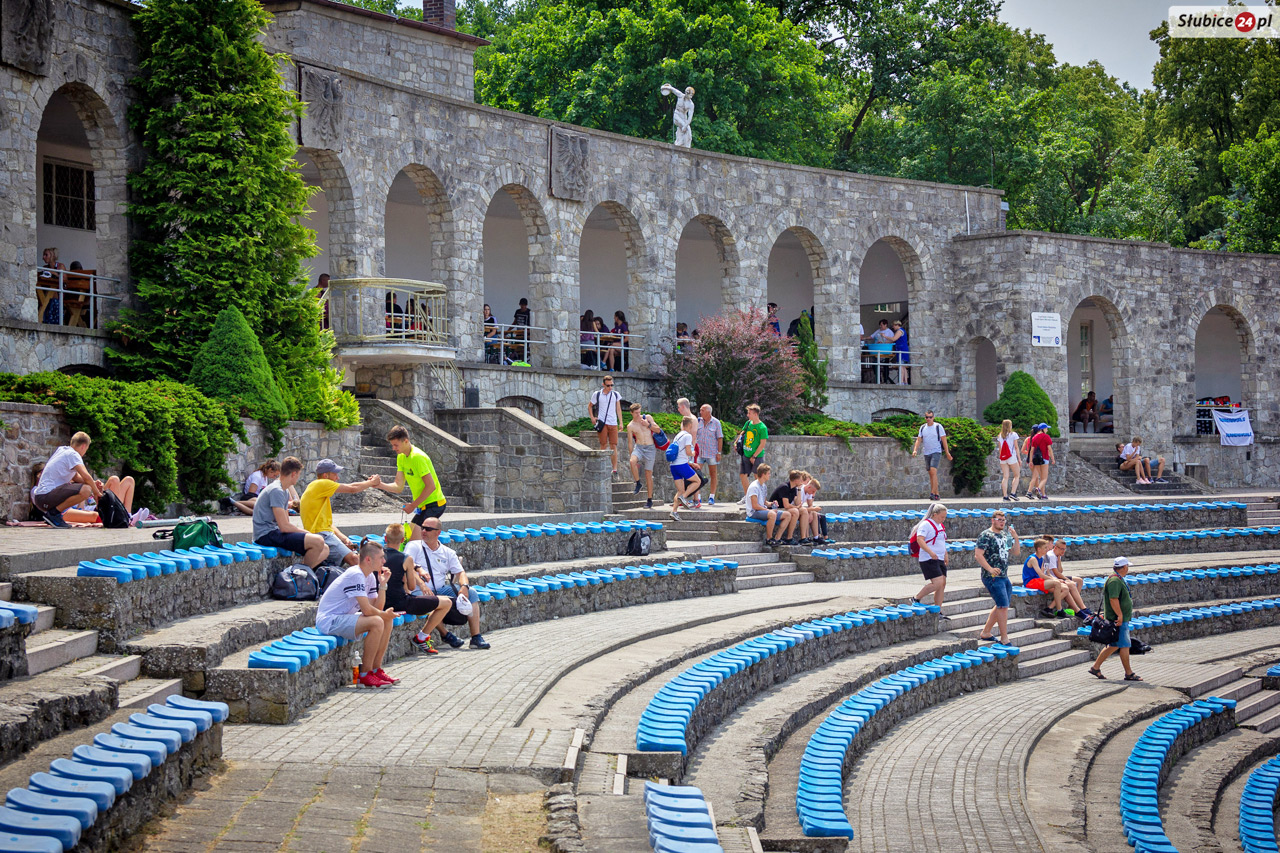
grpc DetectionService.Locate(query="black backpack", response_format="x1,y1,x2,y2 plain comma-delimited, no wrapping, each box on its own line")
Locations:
626,529,651,557
97,491,131,529
270,564,320,601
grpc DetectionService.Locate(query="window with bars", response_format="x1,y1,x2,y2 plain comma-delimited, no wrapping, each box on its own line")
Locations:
42,159,95,231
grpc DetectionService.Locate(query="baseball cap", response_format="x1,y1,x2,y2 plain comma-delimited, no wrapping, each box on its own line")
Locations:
1035,422,1050,430
1113,556,1130,568
316,458,344,474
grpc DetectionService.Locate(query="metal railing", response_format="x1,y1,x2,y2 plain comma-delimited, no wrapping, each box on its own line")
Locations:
1196,402,1244,436
325,278,451,348
859,345,915,385
429,361,463,408
579,331,644,372
34,267,122,330
484,321,545,365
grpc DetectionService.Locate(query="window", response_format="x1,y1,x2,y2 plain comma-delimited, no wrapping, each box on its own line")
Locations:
42,159,95,231
1079,321,1093,398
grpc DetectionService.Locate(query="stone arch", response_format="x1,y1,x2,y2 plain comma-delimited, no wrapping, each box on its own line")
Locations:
496,395,544,421
674,212,742,333
1065,293,1133,437
959,335,1000,420
872,407,919,421
30,80,130,324
58,362,111,378
296,147,362,278
854,233,928,383
1191,301,1258,436
766,224,830,342
574,199,651,372
382,163,457,284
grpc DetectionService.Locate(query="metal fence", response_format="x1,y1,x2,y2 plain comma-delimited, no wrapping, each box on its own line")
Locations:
579,331,644,372
35,267,122,330
484,321,546,365
323,278,451,348
859,345,915,385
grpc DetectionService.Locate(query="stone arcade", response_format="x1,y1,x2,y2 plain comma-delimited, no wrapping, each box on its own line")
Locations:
1,0,1277,486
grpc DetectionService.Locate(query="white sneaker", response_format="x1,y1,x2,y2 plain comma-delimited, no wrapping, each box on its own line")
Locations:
128,507,148,527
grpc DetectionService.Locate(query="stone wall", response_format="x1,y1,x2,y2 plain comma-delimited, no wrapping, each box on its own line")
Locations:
434,407,612,513
0,402,69,521
0,321,111,376
1070,600,1280,652
1172,436,1280,490
225,418,363,488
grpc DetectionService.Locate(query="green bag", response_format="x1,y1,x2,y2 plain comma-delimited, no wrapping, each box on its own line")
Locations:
152,519,224,550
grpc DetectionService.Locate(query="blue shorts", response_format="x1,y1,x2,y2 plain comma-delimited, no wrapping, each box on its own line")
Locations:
1112,623,1131,649
981,574,1012,608
671,462,695,481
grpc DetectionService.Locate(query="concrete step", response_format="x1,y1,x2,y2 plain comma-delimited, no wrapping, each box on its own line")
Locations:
734,561,799,578
945,610,1034,631
25,629,98,676
733,571,815,591
1213,677,1264,704
659,528,722,541
666,540,764,557
41,653,142,683
1008,638,1073,660
1241,704,1280,733
117,677,184,710
728,552,784,566
1235,689,1280,723
31,606,55,635
940,597,999,617
1003,626,1057,648
1017,648,1094,677
0,583,10,602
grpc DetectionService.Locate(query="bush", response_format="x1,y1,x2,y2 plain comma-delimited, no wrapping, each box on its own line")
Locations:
982,370,1060,437
795,313,829,410
0,372,244,509
662,308,805,429
189,306,289,453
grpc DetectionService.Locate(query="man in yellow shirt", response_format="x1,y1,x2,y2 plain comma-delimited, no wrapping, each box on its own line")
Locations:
299,459,384,567
385,425,447,535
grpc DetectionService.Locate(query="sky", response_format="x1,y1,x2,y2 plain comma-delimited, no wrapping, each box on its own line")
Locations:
997,0,1171,90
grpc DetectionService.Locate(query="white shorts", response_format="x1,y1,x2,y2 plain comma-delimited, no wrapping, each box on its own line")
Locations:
317,613,360,640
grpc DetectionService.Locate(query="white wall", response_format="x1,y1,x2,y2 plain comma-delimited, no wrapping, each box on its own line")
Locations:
1066,303,1114,405
766,231,814,333
578,208,628,322
1194,308,1244,401
384,199,431,280
858,239,908,332
482,191,531,324
35,140,98,273
296,153,330,286
675,222,725,332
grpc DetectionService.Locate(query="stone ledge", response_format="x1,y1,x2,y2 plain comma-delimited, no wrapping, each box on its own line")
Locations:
1070,602,1280,650
1020,571,1280,612
0,674,117,766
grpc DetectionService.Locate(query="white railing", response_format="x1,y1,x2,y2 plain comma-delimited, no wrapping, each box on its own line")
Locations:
484,321,545,365
1196,402,1243,436
579,331,644,372
35,267,122,330
859,345,916,385
325,278,452,348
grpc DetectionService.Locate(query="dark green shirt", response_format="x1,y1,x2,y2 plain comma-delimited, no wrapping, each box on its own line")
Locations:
742,420,768,459
1103,575,1132,622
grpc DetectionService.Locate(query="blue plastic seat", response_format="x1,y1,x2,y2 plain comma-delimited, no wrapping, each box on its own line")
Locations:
5,788,96,830
92,733,166,768
0,806,79,850
48,759,131,796
70,745,150,781
128,713,197,744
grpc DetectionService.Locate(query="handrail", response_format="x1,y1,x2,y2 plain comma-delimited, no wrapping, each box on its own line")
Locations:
326,278,451,348
34,267,122,330
1195,402,1244,437
579,330,644,372
484,321,546,365
859,344,916,385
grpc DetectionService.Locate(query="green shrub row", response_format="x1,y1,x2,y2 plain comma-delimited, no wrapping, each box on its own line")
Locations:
0,372,244,510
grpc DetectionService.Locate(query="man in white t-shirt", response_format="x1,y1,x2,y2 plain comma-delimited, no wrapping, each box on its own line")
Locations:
910,411,953,501
588,375,623,478
404,518,491,650
314,540,400,688
31,431,138,528
1042,537,1093,620
668,415,700,522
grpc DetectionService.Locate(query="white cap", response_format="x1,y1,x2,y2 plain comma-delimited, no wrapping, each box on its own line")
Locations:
1113,557,1131,568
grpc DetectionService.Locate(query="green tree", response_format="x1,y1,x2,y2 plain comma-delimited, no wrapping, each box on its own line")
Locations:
1209,126,1280,254
982,370,1058,436
474,0,835,165
110,0,356,430
1087,143,1197,244
189,306,289,452
794,313,828,409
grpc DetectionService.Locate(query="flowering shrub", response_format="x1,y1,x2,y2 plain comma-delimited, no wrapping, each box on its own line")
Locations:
661,308,804,427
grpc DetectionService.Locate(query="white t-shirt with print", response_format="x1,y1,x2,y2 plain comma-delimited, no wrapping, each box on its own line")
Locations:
405,540,464,593
315,566,371,623
745,480,770,512
915,518,947,563
672,431,694,466
32,446,83,498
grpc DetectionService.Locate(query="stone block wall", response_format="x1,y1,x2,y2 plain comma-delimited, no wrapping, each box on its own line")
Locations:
0,321,111,377
1172,436,1280,490
359,398,497,511
1071,598,1280,651
225,418,363,487
0,402,68,521
435,407,612,513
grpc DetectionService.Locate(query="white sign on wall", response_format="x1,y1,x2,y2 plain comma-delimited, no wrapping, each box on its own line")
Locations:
1031,312,1062,347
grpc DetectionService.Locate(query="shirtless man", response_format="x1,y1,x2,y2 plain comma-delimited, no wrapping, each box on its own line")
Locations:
627,403,658,509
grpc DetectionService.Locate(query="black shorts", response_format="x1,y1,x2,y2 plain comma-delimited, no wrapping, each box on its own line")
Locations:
256,529,309,556
440,605,469,626
740,455,761,476
389,594,442,616
411,503,446,527
918,559,947,580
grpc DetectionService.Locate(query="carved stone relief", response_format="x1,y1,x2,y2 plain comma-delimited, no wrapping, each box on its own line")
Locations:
298,64,344,151
549,127,589,201
2,0,53,76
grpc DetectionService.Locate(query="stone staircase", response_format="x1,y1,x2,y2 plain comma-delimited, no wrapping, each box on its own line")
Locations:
356,425,475,510
638,510,816,591
1069,435,1203,496
1247,496,1280,528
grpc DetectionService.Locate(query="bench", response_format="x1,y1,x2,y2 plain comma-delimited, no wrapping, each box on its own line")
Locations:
643,782,724,853
1075,598,1280,639
1239,754,1280,853
797,645,1020,839
1119,698,1235,852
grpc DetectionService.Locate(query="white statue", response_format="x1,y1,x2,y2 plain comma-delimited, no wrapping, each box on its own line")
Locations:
660,83,695,148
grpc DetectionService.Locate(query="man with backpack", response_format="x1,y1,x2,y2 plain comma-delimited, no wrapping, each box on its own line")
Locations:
910,411,952,501
626,403,658,509
253,457,330,569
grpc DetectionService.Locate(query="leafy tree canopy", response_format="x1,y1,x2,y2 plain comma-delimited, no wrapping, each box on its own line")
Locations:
982,370,1059,436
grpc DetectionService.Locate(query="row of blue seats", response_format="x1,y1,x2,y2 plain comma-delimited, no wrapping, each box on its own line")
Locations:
636,602,942,756
1075,598,1280,637
821,501,1242,524
642,782,724,853
0,600,39,631
812,527,1280,560
1014,563,1280,597
427,520,662,543
797,645,1020,839
1266,663,1280,678
1119,697,1235,853
0,695,229,853
77,541,283,583
245,558,738,672
1240,754,1280,853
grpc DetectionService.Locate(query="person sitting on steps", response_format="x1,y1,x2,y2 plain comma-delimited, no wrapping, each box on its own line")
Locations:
404,518,491,650
252,456,330,569
745,464,794,547
381,524,455,656
314,539,401,688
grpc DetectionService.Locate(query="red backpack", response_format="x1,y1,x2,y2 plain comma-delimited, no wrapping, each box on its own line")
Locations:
909,519,941,557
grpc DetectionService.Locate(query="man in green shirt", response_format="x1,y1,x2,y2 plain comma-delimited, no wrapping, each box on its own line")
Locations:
737,403,769,501
385,425,446,533
1088,557,1141,681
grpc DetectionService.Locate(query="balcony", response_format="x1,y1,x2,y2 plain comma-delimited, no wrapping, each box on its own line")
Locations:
34,268,122,330
321,278,455,365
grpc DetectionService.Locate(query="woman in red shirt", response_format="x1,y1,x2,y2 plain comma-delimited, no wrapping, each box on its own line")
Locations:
1022,423,1055,500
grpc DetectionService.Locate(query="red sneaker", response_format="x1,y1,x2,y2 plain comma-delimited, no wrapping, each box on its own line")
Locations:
357,671,391,688
374,668,400,684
